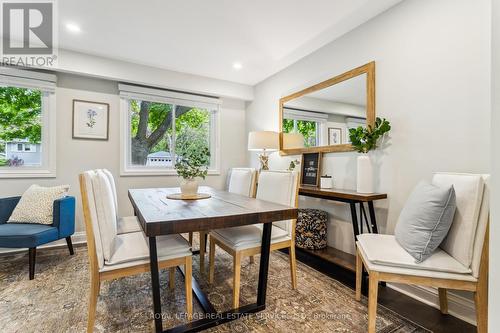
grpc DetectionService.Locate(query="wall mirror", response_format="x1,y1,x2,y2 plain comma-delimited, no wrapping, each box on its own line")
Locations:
279,62,375,155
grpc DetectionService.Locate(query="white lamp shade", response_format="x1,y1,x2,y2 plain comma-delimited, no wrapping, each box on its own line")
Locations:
283,132,305,149
248,131,279,151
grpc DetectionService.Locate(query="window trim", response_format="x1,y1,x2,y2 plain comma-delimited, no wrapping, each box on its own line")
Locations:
119,95,220,177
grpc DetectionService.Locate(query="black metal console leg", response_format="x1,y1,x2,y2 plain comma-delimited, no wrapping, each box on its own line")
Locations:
360,203,371,233
66,236,74,255
367,201,379,234
349,203,360,245
29,247,36,280
257,222,272,306
149,237,163,333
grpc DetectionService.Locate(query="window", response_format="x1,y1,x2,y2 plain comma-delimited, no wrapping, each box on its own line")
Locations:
282,118,319,147
282,108,327,147
120,84,219,176
0,69,56,177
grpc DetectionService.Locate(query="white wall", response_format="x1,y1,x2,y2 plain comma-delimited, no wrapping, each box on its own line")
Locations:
490,0,499,330
0,73,248,233
246,0,490,324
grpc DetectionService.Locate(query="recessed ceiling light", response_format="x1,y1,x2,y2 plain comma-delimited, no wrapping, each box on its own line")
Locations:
66,23,81,33
232,62,242,70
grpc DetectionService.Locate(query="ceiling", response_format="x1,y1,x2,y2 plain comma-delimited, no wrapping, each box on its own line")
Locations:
57,0,402,85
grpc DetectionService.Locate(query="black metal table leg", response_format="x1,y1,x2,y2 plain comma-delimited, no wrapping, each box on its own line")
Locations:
349,202,360,244
149,236,163,333
367,201,379,234
164,222,273,333
257,222,273,306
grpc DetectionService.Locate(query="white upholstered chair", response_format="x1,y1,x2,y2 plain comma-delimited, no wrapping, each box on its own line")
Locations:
99,169,142,234
79,170,193,332
208,170,299,308
192,168,257,272
355,173,489,333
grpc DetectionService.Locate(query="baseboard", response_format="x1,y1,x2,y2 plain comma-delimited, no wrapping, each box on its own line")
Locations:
0,231,87,254
387,283,476,326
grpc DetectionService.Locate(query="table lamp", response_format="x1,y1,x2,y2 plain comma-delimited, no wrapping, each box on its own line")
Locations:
248,131,279,170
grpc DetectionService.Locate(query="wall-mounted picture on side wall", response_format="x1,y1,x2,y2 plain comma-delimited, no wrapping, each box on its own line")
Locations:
328,127,343,145
72,99,110,140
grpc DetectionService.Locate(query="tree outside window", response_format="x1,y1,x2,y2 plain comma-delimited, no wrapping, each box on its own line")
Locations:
129,99,212,167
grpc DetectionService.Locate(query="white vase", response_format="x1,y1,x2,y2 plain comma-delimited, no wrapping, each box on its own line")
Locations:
357,155,374,193
180,178,199,196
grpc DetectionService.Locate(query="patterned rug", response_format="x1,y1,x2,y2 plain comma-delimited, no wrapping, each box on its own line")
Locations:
0,240,430,333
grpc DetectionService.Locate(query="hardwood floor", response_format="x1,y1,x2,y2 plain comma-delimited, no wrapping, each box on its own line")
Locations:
291,247,476,333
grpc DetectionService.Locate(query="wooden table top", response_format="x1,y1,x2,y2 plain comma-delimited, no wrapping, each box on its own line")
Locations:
128,186,298,237
299,186,387,202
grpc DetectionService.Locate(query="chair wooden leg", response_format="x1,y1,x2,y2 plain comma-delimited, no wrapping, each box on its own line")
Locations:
289,245,297,289
169,267,175,290
66,236,75,255
208,236,216,284
438,288,448,314
185,257,193,321
188,232,193,246
355,249,362,302
475,289,488,333
368,272,379,333
199,231,206,273
232,252,242,309
249,256,255,264
87,275,100,333
28,247,36,280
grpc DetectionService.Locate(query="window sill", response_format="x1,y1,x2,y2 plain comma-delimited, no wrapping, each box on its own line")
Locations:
120,168,220,177
0,169,56,178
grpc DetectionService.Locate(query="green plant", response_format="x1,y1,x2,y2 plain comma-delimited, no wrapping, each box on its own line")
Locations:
0,158,7,167
174,146,210,180
349,117,391,153
287,159,300,171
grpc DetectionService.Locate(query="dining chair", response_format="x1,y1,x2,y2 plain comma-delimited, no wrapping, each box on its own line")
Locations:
208,170,299,308
79,170,193,332
191,167,257,272
355,173,489,333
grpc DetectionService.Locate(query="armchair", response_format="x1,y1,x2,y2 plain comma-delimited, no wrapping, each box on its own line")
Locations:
0,195,76,279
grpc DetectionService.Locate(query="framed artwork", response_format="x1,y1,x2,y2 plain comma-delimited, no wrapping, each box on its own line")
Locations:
328,127,343,145
300,152,322,187
72,100,110,140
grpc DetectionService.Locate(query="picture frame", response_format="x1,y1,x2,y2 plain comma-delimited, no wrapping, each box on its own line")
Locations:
72,99,110,140
328,127,343,145
300,152,322,187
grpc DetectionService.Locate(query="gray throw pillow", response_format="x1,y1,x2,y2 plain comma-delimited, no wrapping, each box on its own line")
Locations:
395,181,456,263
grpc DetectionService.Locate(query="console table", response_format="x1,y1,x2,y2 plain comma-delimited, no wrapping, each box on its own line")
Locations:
298,186,387,272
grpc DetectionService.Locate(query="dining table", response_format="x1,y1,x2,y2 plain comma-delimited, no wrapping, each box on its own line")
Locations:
128,186,298,333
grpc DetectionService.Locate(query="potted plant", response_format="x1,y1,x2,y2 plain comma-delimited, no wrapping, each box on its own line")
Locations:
174,146,210,197
349,117,391,193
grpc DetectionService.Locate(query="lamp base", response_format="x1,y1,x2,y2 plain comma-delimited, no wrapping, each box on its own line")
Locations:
259,154,269,171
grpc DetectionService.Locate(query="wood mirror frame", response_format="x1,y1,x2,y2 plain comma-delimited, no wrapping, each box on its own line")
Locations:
279,61,375,155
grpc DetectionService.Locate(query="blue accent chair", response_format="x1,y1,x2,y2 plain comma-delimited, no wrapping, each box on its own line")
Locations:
0,196,76,279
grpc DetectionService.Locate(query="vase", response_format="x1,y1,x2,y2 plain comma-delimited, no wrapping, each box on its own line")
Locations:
180,178,199,197
357,155,374,193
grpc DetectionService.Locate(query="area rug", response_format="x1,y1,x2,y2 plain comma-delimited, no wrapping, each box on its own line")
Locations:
0,240,430,333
